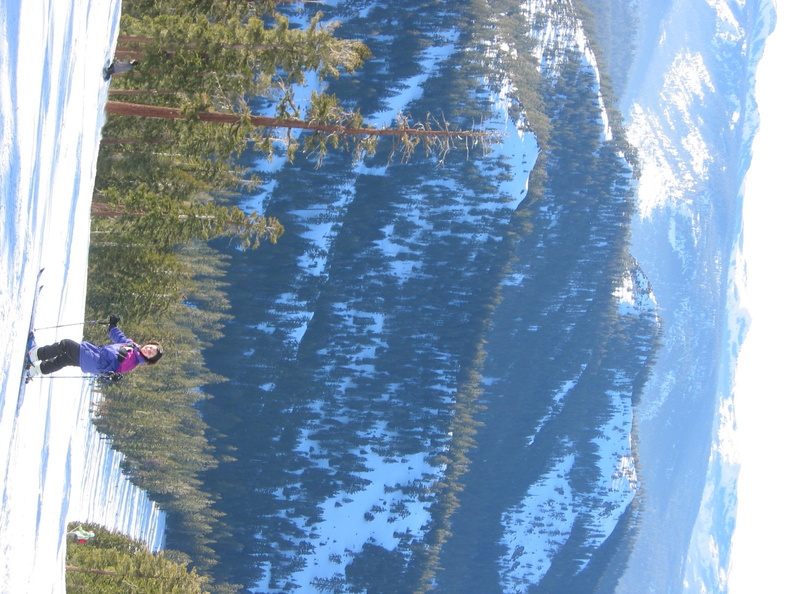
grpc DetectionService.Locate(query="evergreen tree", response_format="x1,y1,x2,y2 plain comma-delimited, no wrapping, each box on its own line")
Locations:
65,523,218,593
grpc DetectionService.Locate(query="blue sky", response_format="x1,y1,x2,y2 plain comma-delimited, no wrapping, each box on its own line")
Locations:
729,1,791,591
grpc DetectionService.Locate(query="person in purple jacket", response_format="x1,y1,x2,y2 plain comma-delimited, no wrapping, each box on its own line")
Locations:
27,314,163,377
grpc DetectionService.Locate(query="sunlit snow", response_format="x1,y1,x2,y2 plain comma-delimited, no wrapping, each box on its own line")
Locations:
1,2,164,592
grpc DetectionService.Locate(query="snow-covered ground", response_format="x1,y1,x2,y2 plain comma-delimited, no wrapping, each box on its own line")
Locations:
0,1,164,592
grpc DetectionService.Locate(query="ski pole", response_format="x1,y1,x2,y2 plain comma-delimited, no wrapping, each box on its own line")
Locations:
34,375,118,383
34,373,122,383
33,375,92,380
34,320,109,331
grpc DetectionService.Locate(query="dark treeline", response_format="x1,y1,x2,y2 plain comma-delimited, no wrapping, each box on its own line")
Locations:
87,243,231,574
572,0,640,98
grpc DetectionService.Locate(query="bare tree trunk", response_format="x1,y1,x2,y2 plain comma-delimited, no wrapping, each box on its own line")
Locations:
100,137,169,145
109,89,179,95
104,101,491,139
65,565,119,576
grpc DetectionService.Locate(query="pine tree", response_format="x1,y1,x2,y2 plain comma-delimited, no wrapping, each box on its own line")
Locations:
92,186,284,248
106,10,495,165
65,523,213,593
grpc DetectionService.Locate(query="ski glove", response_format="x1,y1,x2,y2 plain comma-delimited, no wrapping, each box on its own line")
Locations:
109,314,121,327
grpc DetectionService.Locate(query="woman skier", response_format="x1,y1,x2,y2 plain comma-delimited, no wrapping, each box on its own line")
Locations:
27,315,163,378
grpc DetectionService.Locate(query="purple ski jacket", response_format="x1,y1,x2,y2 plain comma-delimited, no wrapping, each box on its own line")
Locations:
78,326,146,375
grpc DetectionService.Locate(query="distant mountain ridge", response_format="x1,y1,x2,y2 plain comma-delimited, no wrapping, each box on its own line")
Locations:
615,0,775,592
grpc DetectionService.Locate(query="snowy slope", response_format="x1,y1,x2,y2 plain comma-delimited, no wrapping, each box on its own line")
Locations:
0,2,164,592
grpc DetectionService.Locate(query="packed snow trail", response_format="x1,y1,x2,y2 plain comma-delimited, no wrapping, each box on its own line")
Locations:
1,1,164,592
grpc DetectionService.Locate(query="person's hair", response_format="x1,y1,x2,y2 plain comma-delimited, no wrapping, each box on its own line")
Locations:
142,341,163,364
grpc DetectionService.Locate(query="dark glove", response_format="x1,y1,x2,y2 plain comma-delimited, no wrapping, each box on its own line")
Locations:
109,314,121,327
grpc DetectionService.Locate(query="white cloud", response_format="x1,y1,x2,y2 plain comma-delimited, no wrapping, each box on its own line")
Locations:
729,2,792,591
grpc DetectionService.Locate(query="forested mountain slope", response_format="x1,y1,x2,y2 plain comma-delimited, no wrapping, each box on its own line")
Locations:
188,0,660,591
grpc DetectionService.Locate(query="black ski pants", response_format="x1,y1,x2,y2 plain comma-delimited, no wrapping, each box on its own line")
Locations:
37,339,81,375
